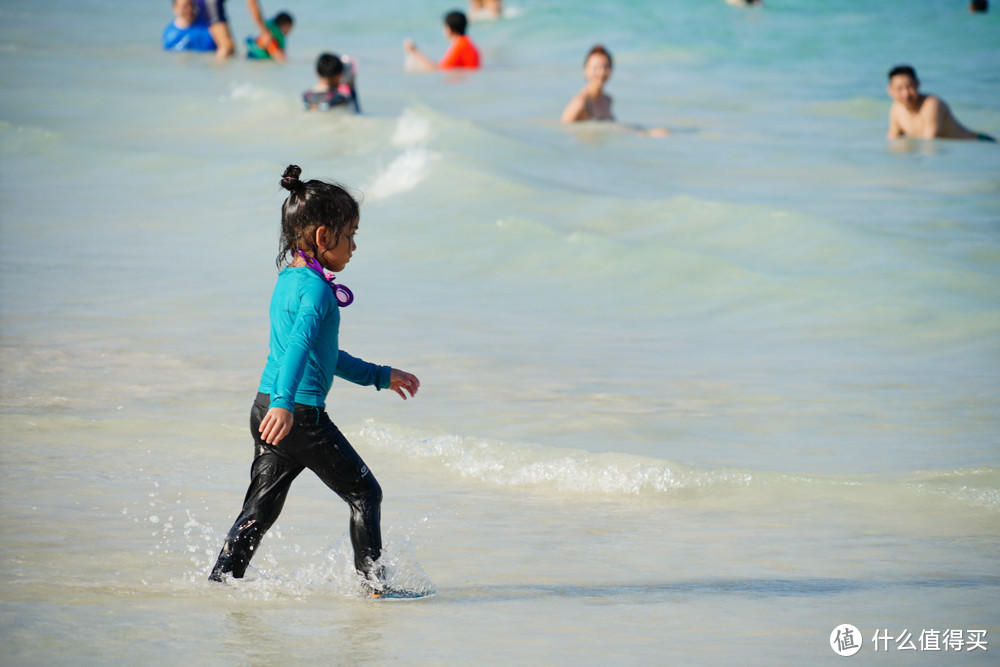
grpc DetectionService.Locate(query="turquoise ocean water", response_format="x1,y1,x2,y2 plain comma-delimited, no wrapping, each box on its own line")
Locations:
1,0,998,663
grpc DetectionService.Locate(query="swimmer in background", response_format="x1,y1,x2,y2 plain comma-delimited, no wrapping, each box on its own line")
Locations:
247,11,293,62
303,53,361,113
560,45,670,137
469,0,502,20
197,0,270,60
726,0,763,6
404,10,481,71
970,0,988,12
886,65,995,141
163,0,217,52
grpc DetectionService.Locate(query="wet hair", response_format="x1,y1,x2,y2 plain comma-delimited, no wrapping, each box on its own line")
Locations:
444,10,468,36
274,12,294,29
316,53,344,80
970,0,988,11
888,64,918,83
277,165,360,268
585,44,613,69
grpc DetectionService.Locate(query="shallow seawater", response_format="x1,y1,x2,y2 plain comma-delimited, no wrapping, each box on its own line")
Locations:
1,0,998,663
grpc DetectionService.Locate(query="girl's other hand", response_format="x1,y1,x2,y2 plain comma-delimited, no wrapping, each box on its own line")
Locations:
259,407,293,444
389,368,420,400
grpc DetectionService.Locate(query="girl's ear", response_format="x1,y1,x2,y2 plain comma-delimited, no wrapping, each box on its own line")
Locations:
314,225,331,249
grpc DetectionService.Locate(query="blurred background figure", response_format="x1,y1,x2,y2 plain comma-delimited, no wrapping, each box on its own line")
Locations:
886,64,995,141
561,44,615,123
163,0,217,52
469,0,502,20
303,52,361,113
561,44,670,136
404,10,481,71
246,10,293,62
197,0,273,59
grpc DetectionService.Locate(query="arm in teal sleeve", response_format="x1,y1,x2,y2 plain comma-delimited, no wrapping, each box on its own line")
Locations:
336,350,392,390
271,299,324,410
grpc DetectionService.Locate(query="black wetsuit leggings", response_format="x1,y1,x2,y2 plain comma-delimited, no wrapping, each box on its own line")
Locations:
209,393,382,581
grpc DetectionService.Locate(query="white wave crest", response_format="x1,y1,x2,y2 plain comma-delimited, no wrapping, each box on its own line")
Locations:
366,146,439,200
360,422,752,496
391,107,433,148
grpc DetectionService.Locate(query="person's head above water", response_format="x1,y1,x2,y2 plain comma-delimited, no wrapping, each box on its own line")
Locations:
583,44,613,86
970,0,988,12
887,64,918,84
886,64,921,110
274,11,294,34
316,53,345,83
585,44,613,69
172,0,198,27
277,165,360,269
444,10,469,36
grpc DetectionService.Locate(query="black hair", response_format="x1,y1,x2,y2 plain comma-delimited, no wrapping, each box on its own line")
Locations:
585,44,613,69
888,64,918,83
970,0,988,11
277,165,360,268
444,10,468,36
316,53,344,80
274,11,294,28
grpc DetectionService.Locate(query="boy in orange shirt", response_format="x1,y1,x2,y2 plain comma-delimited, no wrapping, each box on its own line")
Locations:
404,10,480,71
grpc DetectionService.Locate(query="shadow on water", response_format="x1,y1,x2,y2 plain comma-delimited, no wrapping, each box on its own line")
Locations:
437,576,1000,605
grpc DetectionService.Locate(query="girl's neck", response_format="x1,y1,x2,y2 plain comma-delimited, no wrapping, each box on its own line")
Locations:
585,80,605,96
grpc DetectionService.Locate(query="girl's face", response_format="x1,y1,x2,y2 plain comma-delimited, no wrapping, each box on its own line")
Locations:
584,53,612,86
319,218,358,273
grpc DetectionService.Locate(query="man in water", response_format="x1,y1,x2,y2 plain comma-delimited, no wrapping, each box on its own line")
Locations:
886,65,995,141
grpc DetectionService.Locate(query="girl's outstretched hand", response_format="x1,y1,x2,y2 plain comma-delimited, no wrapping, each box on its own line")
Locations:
260,406,293,445
389,368,420,400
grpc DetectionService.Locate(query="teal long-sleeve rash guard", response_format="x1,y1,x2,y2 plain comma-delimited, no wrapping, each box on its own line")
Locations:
257,267,391,411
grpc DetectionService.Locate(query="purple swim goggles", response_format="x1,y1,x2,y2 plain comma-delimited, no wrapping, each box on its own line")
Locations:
297,250,354,307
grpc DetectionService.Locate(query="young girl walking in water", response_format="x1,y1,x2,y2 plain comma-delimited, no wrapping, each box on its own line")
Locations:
209,165,420,595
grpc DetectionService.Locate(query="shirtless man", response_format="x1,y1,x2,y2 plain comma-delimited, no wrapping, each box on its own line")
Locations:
886,65,995,141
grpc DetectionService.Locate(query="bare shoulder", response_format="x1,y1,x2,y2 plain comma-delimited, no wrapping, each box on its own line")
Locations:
921,94,945,114
561,89,589,123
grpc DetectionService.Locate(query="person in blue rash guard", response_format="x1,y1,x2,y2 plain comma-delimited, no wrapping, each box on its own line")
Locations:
209,165,420,597
163,0,217,52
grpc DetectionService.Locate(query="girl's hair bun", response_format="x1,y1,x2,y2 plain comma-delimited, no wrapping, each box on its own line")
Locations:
280,165,304,193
